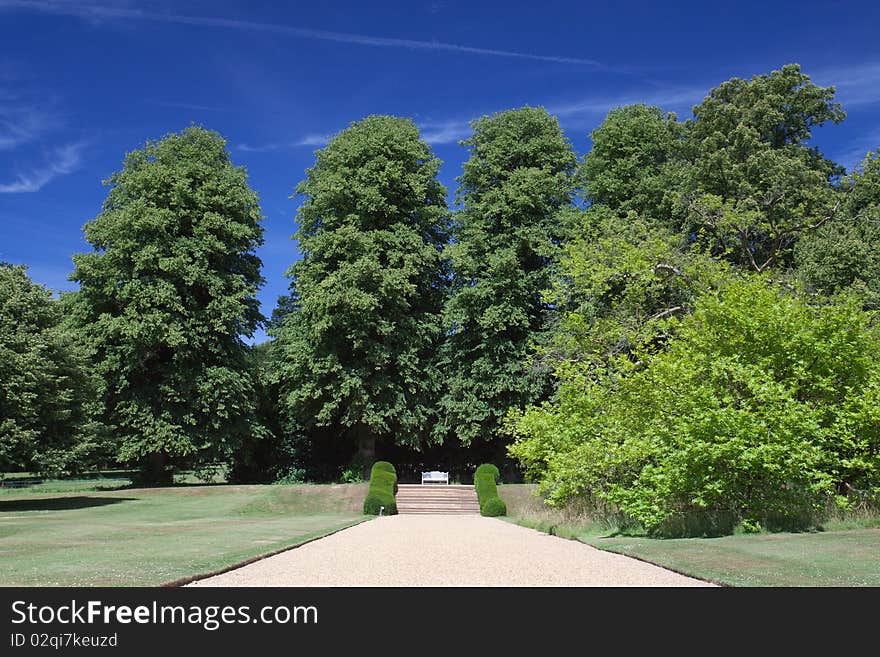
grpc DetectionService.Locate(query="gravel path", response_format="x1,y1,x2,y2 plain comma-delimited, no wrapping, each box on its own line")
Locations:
188,516,713,587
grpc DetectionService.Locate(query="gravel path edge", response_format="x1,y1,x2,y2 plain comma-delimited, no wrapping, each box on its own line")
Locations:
162,517,370,587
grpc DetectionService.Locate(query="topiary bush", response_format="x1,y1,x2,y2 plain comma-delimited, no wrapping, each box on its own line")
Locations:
363,491,396,515
371,461,397,477
371,462,398,493
363,461,398,515
474,464,506,517
481,496,507,517
474,463,500,484
474,472,494,500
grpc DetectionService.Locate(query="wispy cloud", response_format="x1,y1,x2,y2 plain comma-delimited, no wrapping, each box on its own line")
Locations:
550,85,708,121
238,134,330,152
414,85,708,147
419,120,471,145
814,61,880,108
0,141,84,193
0,95,54,150
833,127,880,172
0,0,606,68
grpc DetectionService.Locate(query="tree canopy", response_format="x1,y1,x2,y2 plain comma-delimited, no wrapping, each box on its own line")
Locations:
70,126,265,484
436,107,578,451
273,115,450,467
507,64,880,535
0,265,103,475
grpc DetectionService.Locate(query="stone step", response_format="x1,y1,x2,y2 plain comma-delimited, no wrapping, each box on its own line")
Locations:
395,484,480,515
396,510,480,515
397,505,478,509
396,493,478,498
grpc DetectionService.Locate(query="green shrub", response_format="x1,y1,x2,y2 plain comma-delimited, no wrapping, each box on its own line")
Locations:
474,472,494,501
363,491,397,515
474,465,506,517
371,461,397,477
369,470,395,488
274,466,306,485
474,463,500,483
509,275,877,535
481,497,507,517
364,462,398,515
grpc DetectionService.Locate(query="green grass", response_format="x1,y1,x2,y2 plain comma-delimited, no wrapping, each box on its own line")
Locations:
0,476,132,496
499,483,880,586
0,483,369,586
582,530,880,586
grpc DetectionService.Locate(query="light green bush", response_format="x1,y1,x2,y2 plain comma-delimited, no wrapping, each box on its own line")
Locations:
510,275,880,536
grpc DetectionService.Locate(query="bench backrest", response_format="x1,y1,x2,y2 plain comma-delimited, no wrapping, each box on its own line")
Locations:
421,471,449,483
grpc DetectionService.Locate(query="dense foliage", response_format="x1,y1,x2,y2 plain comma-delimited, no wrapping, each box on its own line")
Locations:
274,115,450,472
437,107,577,451
511,276,880,534
6,63,880,530
69,126,266,484
0,265,105,475
795,152,880,305
508,64,880,535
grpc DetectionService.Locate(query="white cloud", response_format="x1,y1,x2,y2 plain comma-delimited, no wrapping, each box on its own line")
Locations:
814,61,880,108
297,133,329,147
419,120,471,145
833,127,880,171
237,133,330,152
550,86,708,121
0,141,84,193
0,96,54,150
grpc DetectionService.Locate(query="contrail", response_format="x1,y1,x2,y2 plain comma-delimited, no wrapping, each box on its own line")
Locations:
0,1,606,68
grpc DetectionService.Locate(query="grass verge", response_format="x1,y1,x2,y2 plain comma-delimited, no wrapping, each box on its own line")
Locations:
499,484,880,586
0,483,368,586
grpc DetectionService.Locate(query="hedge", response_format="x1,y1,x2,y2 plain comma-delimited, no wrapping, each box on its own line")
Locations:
474,464,506,517
363,461,398,515
474,463,500,484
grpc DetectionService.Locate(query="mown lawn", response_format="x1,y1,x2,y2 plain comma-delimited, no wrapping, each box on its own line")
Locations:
583,530,880,586
500,483,880,586
0,483,368,586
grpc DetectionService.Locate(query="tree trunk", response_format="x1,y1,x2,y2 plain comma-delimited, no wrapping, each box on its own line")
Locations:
354,424,376,479
139,451,172,486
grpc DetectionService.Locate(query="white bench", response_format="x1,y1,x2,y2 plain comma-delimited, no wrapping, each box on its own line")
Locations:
421,471,449,485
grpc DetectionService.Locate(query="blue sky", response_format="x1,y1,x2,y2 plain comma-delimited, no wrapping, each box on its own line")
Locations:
1,1,879,342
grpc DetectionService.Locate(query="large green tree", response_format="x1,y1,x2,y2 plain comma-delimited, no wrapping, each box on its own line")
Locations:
682,63,846,271
0,265,104,475
508,64,880,535
436,106,578,451
795,151,880,304
581,104,685,224
70,126,265,484
510,274,880,536
273,115,449,468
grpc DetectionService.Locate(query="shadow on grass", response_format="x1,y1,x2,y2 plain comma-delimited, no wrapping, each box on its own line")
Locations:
0,496,137,512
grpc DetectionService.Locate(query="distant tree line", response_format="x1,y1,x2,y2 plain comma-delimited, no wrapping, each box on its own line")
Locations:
2,65,879,523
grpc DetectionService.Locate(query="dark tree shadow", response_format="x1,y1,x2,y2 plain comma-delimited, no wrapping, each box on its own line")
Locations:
0,496,136,512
